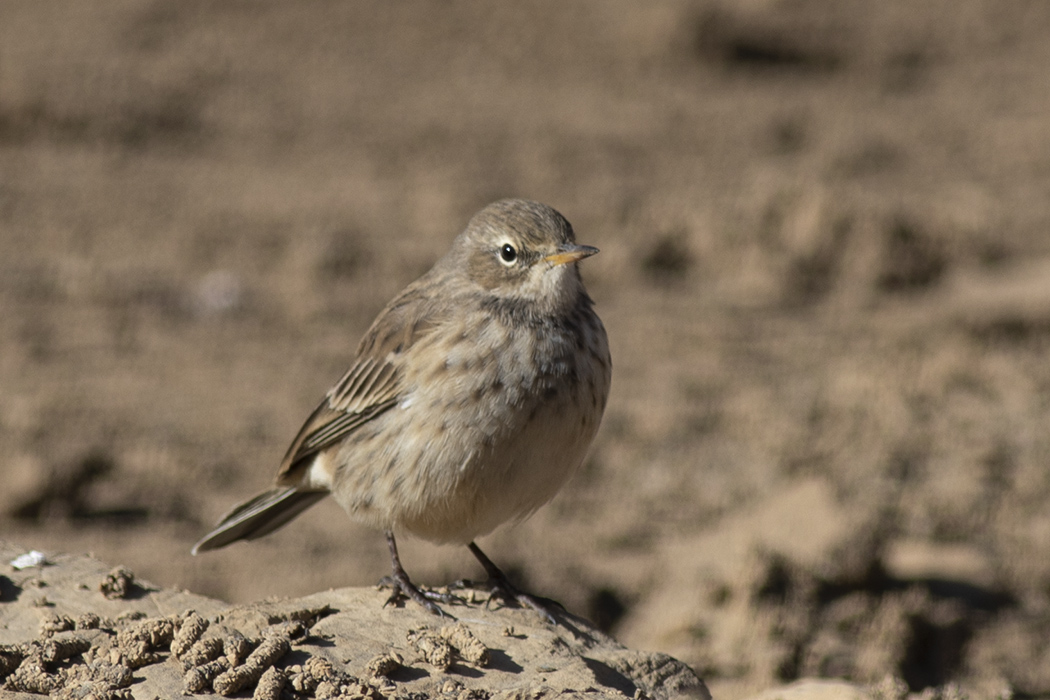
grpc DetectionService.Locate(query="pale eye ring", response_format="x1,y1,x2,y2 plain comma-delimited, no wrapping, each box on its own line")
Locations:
499,243,518,265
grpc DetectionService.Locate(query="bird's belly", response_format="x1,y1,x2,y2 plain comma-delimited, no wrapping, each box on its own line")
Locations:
465,393,599,538
328,309,609,544
328,375,601,545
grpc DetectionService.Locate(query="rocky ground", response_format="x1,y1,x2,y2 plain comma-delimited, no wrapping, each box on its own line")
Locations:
3,1,1050,698
0,542,708,699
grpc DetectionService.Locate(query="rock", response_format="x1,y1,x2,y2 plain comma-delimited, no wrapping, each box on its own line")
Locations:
0,541,708,699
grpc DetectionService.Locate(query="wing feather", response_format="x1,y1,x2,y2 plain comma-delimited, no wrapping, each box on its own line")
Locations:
275,283,442,483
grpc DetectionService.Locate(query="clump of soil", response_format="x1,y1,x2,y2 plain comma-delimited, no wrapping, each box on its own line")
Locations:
0,543,708,699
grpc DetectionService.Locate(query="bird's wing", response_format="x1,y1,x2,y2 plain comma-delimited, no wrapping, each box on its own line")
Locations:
275,284,441,484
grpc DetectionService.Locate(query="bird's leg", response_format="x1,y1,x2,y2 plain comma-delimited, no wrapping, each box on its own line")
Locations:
380,531,457,616
466,542,562,623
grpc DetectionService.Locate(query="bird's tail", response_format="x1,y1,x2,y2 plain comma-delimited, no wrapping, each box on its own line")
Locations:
191,487,327,555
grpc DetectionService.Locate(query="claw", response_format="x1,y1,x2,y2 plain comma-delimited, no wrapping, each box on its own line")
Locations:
382,531,457,617
466,542,564,624
483,577,561,624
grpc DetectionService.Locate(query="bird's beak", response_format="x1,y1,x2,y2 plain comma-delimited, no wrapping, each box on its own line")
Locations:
542,244,600,267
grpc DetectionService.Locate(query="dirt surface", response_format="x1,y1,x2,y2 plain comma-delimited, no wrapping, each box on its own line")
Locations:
0,542,708,699
3,1,1050,698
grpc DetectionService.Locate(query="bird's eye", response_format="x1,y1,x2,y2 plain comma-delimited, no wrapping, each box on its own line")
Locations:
499,243,518,265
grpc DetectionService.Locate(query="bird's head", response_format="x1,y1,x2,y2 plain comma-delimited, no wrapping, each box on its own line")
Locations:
449,199,598,318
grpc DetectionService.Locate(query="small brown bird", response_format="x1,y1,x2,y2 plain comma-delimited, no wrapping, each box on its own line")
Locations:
192,199,611,618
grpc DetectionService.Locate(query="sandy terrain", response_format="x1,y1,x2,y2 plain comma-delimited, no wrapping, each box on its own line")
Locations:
4,1,1050,697
0,543,708,699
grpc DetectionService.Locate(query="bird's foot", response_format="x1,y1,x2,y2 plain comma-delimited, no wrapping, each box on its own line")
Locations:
378,574,461,618
452,576,563,624
380,530,462,617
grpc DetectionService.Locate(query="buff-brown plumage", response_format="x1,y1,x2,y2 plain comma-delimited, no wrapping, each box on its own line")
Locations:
193,199,611,617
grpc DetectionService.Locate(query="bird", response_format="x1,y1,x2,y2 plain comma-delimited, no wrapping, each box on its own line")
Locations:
192,199,611,619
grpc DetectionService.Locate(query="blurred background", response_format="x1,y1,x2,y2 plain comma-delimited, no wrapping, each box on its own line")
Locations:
3,1,1050,698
